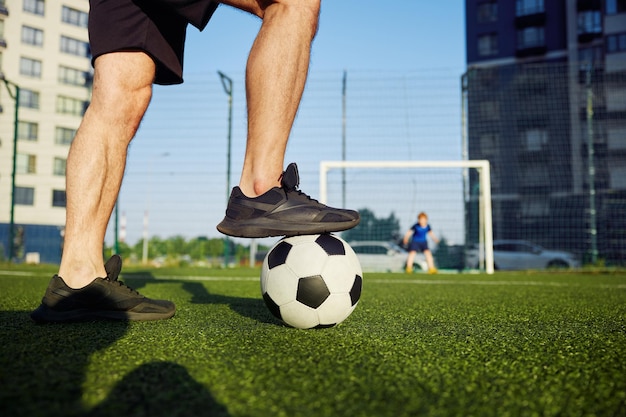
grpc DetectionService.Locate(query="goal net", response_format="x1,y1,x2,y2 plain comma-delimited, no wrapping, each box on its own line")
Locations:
319,160,494,274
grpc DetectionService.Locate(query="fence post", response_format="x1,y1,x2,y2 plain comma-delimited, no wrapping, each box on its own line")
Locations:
585,65,598,265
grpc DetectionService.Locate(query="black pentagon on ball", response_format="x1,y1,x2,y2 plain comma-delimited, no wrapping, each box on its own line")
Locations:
296,275,331,308
350,275,363,306
315,234,346,256
267,241,292,269
262,292,282,320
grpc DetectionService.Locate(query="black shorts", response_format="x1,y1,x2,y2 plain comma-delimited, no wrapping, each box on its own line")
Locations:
89,0,219,85
408,241,429,253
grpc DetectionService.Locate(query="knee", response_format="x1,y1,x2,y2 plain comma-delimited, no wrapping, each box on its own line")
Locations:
89,55,154,133
90,86,151,144
259,0,320,38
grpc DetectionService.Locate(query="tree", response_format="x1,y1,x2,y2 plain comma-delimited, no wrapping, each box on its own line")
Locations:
342,208,400,242
166,235,186,257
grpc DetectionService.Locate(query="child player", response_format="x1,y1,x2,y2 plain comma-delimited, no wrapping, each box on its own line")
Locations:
402,212,439,274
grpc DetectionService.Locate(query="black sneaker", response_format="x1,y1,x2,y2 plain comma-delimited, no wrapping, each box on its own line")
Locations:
217,163,360,238
30,255,175,323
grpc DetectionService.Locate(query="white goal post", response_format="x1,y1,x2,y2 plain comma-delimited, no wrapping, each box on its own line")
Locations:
319,160,495,274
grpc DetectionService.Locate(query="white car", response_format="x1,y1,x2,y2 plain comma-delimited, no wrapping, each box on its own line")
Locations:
349,241,428,273
467,240,580,270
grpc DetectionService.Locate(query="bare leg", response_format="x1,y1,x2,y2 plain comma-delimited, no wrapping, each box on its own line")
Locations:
58,52,155,288
220,0,320,196
424,249,436,271
406,251,416,271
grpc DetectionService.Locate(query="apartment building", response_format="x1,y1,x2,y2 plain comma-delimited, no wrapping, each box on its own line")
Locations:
464,0,626,264
0,0,91,263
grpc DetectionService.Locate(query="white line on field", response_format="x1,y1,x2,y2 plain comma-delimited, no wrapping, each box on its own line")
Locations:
2,271,624,289
131,275,259,282
369,279,574,286
369,279,626,289
142,275,626,289
0,270,43,276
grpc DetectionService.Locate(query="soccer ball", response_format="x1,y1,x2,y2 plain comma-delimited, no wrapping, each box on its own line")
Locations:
261,234,363,329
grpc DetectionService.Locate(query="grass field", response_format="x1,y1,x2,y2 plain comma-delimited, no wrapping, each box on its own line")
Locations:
1,264,625,417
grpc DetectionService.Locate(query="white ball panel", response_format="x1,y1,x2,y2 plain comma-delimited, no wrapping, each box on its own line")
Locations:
321,256,359,293
280,301,320,329
284,243,330,278
264,264,299,305
316,293,354,325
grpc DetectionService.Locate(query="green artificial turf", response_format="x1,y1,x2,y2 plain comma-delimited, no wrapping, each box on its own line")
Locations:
1,267,625,417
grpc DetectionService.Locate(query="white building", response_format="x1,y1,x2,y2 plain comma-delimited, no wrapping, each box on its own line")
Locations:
0,0,91,262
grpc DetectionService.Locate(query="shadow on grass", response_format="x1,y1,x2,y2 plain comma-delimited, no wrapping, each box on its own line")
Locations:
123,271,276,325
0,311,230,417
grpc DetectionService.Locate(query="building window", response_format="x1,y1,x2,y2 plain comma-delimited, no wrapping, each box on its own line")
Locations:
479,100,500,120
479,133,497,155
52,190,67,207
61,6,88,28
56,95,87,116
607,87,626,111
521,165,549,187
17,121,38,141
517,26,545,49
23,0,44,16
15,187,35,206
609,164,626,189
55,127,76,145
521,198,550,217
17,153,37,174
60,35,90,58
578,11,602,35
53,157,66,176
606,0,626,15
19,57,42,78
606,33,626,53
522,129,548,151
59,65,90,87
516,0,544,16
19,89,40,109
478,33,498,56
21,25,44,47
578,47,603,69
608,125,626,150
477,1,498,23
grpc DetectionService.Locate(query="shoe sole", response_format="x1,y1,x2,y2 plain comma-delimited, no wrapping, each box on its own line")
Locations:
217,217,360,238
30,304,175,323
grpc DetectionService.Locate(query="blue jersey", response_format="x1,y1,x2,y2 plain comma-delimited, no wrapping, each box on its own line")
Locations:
410,223,431,243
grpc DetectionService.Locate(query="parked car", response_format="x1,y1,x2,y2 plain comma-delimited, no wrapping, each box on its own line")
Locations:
349,241,427,273
466,239,580,270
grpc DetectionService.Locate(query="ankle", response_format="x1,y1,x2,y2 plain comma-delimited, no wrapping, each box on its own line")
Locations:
58,261,106,289
240,178,281,198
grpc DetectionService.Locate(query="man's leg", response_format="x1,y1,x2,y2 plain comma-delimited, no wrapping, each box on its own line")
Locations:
229,0,320,197
216,0,360,238
58,52,155,289
32,51,175,322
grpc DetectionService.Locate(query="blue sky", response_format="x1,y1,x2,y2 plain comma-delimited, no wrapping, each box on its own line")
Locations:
186,1,466,73
110,1,468,246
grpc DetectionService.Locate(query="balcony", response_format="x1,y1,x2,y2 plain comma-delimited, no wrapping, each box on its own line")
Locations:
578,10,602,43
516,26,547,57
515,12,546,29
577,0,602,11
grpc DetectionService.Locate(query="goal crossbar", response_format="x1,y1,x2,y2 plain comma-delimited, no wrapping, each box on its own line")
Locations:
319,160,494,274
